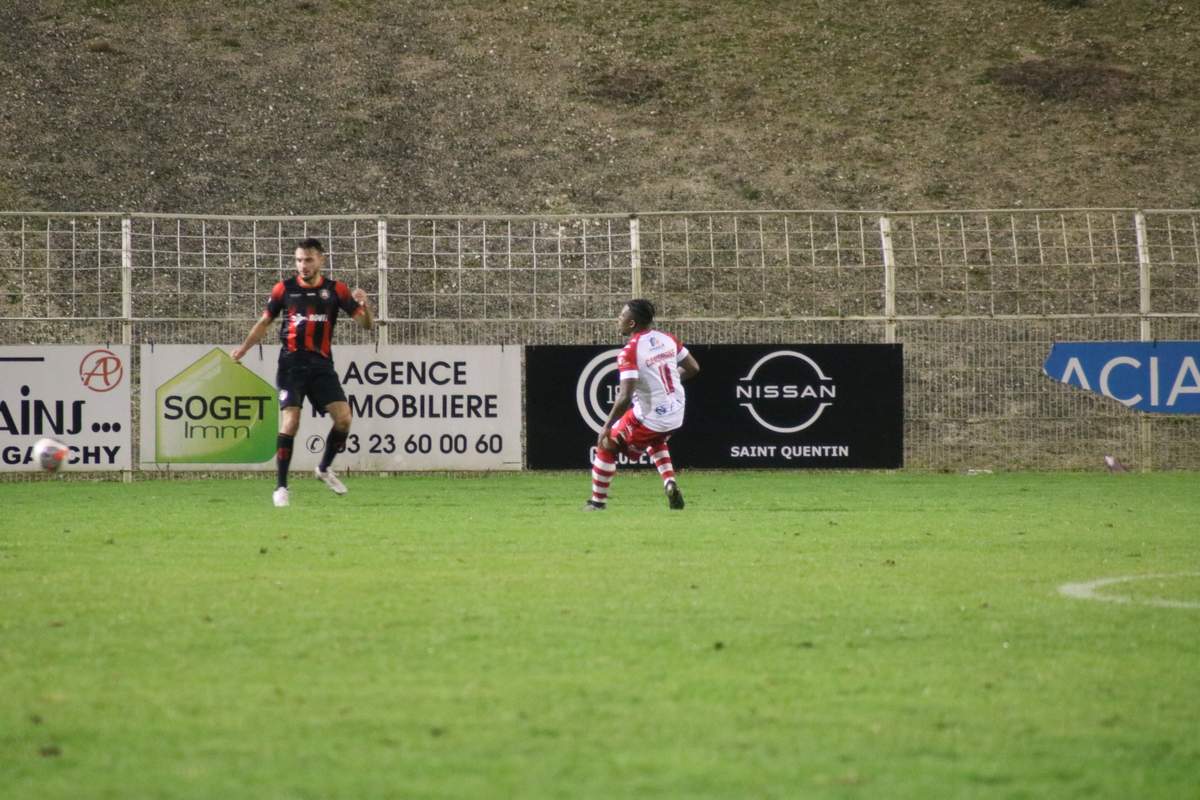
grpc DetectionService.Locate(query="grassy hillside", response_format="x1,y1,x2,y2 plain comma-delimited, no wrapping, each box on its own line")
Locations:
1,0,1198,214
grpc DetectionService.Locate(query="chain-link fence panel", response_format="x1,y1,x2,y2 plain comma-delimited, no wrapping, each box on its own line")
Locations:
3,209,1199,474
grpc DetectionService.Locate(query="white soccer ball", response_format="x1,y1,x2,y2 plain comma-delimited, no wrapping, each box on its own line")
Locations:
33,437,70,473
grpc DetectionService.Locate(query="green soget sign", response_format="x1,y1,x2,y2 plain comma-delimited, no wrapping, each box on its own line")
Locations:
142,347,278,465
139,345,522,470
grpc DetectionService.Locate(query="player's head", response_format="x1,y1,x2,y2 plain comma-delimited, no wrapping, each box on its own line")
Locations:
294,238,326,285
618,298,655,335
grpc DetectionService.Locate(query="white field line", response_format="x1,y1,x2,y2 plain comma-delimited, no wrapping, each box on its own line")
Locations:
1058,573,1200,609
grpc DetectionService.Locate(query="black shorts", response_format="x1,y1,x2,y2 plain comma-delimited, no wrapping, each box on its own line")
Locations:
277,352,346,412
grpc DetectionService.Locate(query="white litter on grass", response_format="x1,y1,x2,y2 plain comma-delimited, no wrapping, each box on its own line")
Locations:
1058,573,1200,609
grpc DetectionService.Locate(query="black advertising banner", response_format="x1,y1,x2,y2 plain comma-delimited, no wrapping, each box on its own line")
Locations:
525,344,903,469
683,344,904,468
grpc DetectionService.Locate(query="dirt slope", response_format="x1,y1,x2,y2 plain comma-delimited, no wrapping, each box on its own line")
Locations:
1,0,1197,214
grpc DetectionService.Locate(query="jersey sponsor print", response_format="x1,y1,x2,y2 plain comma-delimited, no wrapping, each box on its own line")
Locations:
265,276,364,358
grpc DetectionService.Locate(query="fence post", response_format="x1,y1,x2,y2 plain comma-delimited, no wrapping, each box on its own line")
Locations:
377,218,389,347
629,215,642,297
121,217,133,484
121,217,133,346
879,215,897,344
1134,210,1152,472
1135,211,1152,342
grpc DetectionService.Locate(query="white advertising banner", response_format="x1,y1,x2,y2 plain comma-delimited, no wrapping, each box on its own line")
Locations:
1,346,132,472
140,345,522,471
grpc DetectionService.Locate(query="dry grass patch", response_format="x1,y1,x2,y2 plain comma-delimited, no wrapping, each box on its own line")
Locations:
984,58,1144,105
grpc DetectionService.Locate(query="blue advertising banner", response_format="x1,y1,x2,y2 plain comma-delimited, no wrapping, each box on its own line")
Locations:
1043,341,1200,413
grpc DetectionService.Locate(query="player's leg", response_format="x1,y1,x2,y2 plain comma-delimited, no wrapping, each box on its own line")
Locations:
585,442,618,510
273,362,305,507
584,410,637,510
645,440,676,487
274,408,302,507
319,400,352,471
312,367,351,494
277,404,302,467
646,437,684,510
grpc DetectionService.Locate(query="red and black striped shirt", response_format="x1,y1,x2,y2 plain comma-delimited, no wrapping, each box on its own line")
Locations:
264,276,363,359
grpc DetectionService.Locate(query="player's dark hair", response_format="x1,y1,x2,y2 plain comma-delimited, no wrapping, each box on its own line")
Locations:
297,237,325,253
626,298,656,327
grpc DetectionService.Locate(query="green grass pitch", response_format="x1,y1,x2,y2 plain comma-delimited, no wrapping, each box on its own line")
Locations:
2,471,1198,798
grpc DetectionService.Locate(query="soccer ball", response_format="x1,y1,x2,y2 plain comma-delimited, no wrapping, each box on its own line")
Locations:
33,437,69,472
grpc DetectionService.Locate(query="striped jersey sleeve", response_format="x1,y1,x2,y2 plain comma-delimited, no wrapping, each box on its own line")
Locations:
264,282,286,319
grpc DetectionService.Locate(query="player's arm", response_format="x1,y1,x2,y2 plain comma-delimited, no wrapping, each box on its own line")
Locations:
598,377,637,448
350,288,374,330
231,315,273,362
678,353,700,381
233,282,284,362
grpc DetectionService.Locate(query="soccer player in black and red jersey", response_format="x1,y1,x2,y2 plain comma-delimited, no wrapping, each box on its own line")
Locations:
232,238,374,507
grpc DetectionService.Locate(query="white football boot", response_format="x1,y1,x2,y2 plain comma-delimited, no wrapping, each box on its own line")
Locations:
315,467,348,495
272,487,290,507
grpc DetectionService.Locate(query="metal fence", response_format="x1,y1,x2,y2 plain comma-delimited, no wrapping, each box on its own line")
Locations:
3,209,1199,471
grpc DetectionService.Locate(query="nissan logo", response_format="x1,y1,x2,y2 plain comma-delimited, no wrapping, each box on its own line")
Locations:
736,350,837,433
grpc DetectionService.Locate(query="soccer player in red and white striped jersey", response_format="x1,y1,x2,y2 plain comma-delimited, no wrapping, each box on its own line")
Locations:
232,238,374,507
585,299,700,511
